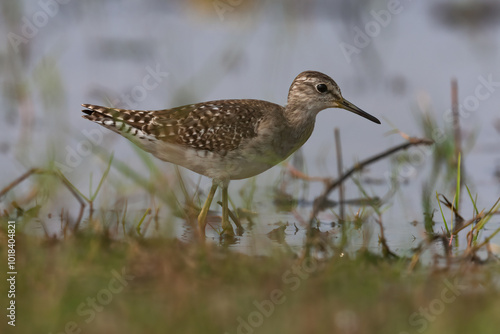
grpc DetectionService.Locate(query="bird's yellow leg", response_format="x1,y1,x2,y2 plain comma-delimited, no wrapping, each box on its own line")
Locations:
221,183,235,236
198,182,218,236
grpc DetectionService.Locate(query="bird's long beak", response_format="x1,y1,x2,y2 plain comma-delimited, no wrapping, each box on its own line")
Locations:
338,98,381,124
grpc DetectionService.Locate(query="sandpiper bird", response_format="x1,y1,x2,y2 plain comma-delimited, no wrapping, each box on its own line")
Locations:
81,71,380,236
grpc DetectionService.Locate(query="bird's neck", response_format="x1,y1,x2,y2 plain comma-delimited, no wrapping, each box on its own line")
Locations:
281,105,317,152
284,104,317,131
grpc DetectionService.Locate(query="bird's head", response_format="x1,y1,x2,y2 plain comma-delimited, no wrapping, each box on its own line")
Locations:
287,71,381,124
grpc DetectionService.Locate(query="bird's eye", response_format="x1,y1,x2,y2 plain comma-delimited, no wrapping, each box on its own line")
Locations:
316,84,328,93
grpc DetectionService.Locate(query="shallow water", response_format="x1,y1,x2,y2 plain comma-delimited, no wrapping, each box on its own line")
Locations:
1,0,499,254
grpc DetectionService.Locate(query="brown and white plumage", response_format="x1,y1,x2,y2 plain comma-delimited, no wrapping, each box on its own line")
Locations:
82,99,285,181
82,71,380,236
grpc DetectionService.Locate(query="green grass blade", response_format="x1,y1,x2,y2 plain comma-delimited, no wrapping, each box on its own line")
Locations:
475,197,500,232
56,170,90,202
90,153,114,201
476,226,500,250
136,208,150,236
436,192,449,235
465,184,479,216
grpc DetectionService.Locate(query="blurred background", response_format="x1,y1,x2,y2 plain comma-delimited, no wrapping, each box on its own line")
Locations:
1,0,499,252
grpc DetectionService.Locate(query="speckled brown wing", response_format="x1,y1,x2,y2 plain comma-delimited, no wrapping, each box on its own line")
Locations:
81,100,273,153
151,100,270,152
